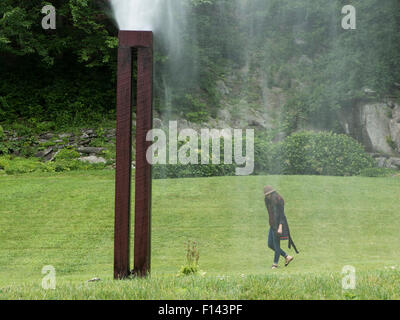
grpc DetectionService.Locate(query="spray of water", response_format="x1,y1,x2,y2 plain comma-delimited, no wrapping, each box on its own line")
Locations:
110,0,161,31
110,0,187,44
110,0,189,116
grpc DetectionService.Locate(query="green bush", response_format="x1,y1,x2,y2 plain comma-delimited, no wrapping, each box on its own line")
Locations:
0,155,107,175
267,131,375,176
253,133,274,174
153,130,375,178
152,136,237,179
55,148,81,160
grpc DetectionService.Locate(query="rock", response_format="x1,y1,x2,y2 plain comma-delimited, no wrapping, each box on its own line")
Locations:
388,157,400,169
40,133,54,140
59,133,72,139
294,38,306,45
153,118,163,129
245,108,269,129
47,150,60,162
44,151,57,162
368,153,383,159
80,132,90,140
375,156,400,169
108,128,116,134
364,88,377,95
77,147,104,155
79,139,91,146
78,156,107,164
248,119,267,128
389,103,400,152
375,157,388,168
217,109,232,123
216,80,230,96
362,103,394,154
35,147,53,158
339,102,396,155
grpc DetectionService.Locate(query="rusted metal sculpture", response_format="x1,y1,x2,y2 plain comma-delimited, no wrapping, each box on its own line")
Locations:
114,31,153,279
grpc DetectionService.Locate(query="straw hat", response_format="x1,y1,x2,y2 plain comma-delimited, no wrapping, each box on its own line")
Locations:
264,185,276,197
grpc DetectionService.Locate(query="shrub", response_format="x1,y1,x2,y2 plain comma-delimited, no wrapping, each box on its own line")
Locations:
0,155,107,175
267,131,375,176
152,136,237,179
55,148,81,160
253,133,273,174
0,156,42,174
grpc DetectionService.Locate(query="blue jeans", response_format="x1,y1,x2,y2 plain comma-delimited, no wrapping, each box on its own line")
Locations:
268,227,287,265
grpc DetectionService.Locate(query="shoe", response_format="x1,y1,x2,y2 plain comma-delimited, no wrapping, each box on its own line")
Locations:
271,264,278,269
285,256,294,267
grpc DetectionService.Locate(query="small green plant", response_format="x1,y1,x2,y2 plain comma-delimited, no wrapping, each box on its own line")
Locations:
343,291,358,300
386,136,397,151
177,241,201,276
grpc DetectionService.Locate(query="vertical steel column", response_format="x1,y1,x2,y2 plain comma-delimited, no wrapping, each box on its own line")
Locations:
133,46,153,277
114,31,153,279
114,45,132,279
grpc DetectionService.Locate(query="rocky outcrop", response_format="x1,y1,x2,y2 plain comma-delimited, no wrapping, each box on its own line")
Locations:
339,101,400,156
2,128,115,164
390,103,400,153
370,153,400,169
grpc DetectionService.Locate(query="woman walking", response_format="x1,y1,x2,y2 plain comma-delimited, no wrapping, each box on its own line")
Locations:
264,186,298,269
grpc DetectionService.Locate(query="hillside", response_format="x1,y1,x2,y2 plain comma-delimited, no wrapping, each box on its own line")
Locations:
2,1,400,172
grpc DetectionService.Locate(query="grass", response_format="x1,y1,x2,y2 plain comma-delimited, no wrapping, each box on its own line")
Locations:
2,271,400,300
0,170,400,299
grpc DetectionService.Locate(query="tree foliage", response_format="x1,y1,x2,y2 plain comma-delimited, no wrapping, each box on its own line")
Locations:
1,0,400,129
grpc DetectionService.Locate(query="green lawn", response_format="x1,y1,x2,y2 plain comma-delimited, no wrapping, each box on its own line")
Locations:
0,170,399,299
